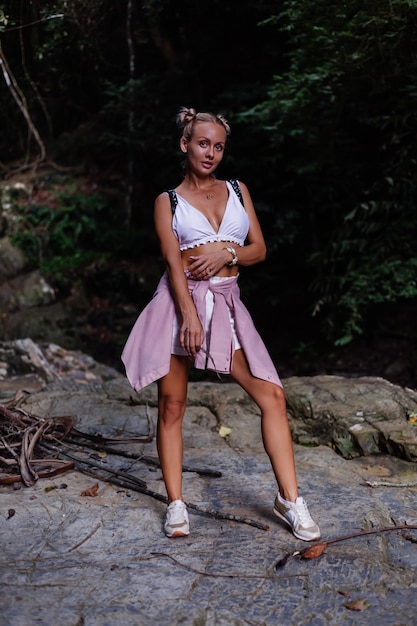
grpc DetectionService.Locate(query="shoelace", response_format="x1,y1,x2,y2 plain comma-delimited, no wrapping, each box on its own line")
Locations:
168,502,187,524
295,499,314,526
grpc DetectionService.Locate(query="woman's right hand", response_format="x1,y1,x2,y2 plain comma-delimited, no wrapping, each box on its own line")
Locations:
180,315,204,355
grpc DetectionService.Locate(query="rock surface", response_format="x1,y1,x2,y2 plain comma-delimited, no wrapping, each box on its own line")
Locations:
1,340,417,625
285,375,417,461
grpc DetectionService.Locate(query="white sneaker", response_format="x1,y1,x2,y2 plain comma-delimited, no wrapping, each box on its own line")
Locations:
164,500,190,538
273,493,320,542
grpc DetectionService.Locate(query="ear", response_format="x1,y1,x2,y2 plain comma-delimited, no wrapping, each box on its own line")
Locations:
180,136,188,153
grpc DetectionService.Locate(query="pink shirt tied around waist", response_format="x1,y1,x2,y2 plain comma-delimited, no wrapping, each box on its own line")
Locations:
121,272,282,392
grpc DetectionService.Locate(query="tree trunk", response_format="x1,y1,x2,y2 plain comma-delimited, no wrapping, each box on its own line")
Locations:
0,38,46,163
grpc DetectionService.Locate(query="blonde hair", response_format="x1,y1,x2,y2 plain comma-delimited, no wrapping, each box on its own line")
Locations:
176,107,231,141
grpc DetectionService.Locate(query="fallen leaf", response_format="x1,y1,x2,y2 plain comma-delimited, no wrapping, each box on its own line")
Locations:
218,425,232,438
80,483,99,497
44,485,56,493
344,599,369,611
338,590,350,597
300,542,327,559
7,509,15,519
98,452,107,458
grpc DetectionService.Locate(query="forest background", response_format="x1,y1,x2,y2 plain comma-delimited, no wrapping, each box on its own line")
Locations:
1,0,417,388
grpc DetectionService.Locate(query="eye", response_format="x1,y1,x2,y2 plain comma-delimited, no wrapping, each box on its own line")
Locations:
199,140,207,147
215,144,224,152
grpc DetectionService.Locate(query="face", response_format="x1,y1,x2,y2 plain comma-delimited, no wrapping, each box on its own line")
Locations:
180,121,227,176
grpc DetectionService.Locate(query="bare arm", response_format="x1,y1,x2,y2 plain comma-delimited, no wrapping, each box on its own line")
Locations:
154,193,204,354
235,181,267,266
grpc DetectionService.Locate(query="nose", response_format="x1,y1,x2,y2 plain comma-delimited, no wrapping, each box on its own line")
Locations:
206,144,214,159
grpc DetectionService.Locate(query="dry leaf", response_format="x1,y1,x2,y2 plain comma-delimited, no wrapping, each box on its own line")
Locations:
218,425,232,438
80,483,99,497
407,410,417,421
300,542,327,559
344,599,369,611
7,508,15,519
338,590,350,598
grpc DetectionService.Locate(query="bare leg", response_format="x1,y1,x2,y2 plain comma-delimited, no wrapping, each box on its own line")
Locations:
157,355,190,503
231,349,298,502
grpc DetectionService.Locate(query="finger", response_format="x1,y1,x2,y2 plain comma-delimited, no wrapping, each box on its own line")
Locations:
183,327,197,354
183,328,203,354
182,326,190,350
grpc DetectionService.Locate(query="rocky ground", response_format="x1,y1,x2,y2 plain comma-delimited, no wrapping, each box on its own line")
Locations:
1,341,417,625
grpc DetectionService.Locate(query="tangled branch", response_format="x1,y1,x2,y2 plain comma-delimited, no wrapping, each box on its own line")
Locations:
0,395,268,531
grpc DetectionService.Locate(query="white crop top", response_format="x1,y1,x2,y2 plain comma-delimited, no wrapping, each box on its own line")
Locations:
170,180,250,251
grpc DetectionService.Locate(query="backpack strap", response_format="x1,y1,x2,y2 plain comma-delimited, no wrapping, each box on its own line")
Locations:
228,179,244,206
167,189,178,214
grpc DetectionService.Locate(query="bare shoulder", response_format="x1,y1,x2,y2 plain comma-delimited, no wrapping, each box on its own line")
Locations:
154,191,172,215
154,190,171,206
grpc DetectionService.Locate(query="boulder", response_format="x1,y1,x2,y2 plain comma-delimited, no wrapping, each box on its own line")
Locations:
0,237,26,282
0,269,55,313
284,375,417,460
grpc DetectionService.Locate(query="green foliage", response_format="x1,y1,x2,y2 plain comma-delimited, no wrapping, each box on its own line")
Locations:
10,185,110,275
245,0,417,344
314,258,417,346
0,7,8,29
2,0,417,357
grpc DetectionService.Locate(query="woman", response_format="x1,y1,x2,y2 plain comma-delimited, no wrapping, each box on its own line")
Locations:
122,107,320,542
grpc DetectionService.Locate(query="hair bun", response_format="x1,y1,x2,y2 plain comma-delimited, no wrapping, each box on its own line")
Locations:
176,107,196,129
176,107,231,141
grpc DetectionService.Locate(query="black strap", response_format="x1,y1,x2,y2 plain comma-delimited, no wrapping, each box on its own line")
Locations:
167,180,244,214
167,189,178,214
228,179,244,206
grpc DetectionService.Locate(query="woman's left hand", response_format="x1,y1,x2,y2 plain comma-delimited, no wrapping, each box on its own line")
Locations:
188,250,230,280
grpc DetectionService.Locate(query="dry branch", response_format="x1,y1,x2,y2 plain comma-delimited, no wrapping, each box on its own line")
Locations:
275,524,417,569
63,435,222,478
150,552,307,580
0,397,266,531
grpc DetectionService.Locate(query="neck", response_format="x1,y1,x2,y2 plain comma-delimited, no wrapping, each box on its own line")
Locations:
184,174,216,191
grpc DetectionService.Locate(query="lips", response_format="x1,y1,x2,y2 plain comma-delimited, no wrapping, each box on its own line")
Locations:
202,161,214,168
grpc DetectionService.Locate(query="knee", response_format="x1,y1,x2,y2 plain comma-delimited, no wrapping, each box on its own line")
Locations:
261,384,287,415
266,383,286,405
273,385,287,414
158,395,187,426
